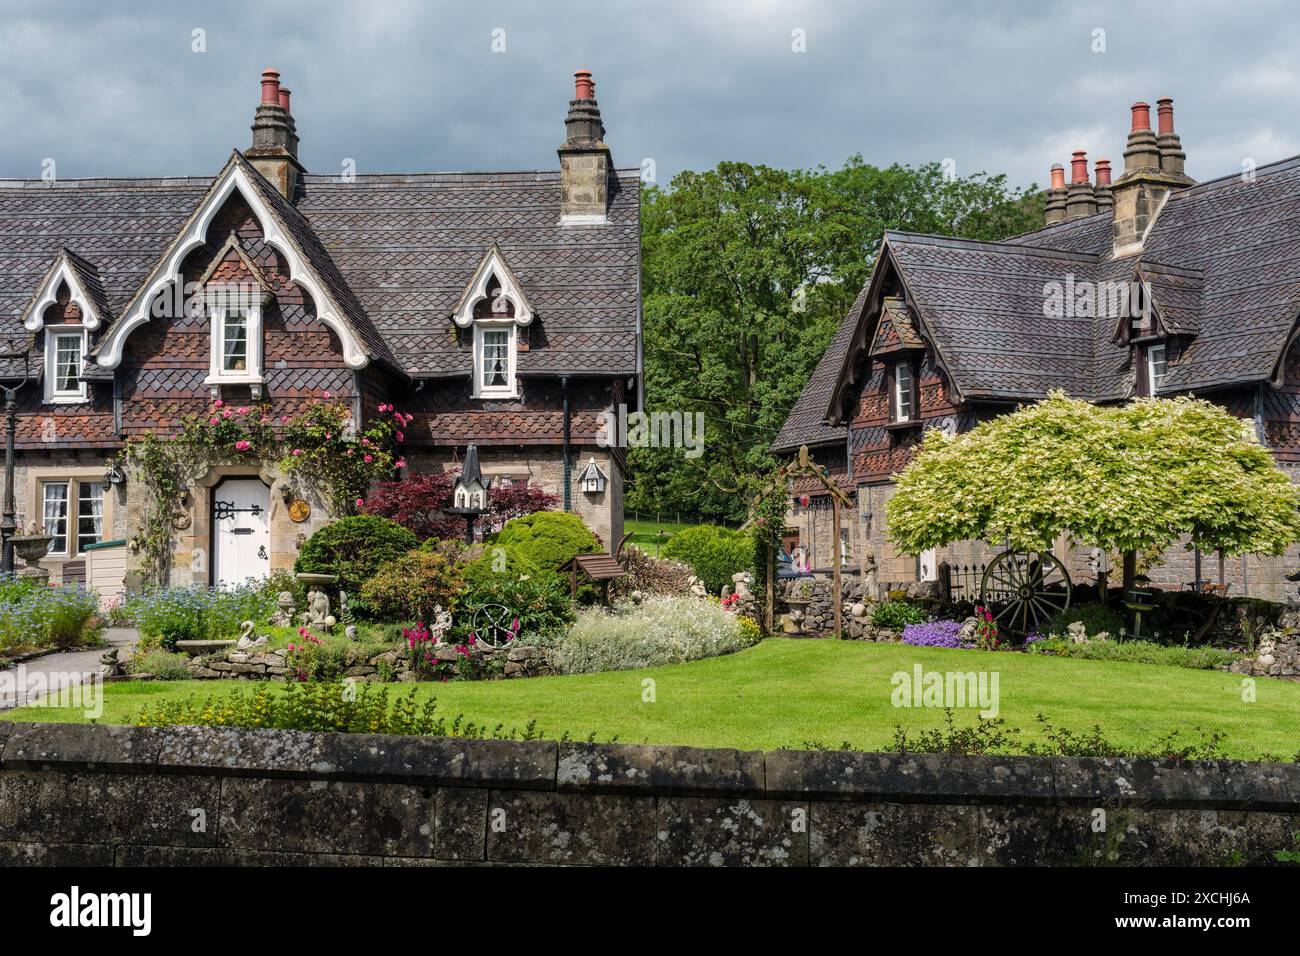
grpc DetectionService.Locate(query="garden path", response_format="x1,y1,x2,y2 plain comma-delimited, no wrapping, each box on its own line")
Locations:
0,628,138,711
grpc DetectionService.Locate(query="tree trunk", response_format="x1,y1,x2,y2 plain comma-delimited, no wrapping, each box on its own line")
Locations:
1122,550,1138,598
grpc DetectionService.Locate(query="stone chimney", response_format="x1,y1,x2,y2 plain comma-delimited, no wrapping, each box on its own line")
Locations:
246,69,305,199
1044,164,1067,224
1065,151,1098,220
557,69,612,225
1093,159,1113,211
1110,100,1191,257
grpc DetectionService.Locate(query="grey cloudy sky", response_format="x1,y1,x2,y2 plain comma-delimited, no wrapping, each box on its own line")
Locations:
1,0,1297,190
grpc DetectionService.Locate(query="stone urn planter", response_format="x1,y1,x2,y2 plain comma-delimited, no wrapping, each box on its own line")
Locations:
11,534,53,583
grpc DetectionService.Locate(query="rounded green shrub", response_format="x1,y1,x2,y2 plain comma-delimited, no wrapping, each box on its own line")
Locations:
295,515,419,597
661,525,752,595
360,549,465,625
493,511,600,573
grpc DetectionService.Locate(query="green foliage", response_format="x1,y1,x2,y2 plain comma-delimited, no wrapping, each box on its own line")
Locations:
128,649,193,681
735,614,764,647
661,524,753,594
549,595,746,674
280,399,405,517
135,682,544,739
1043,603,1126,640
888,394,1300,557
128,583,277,651
451,574,574,644
631,157,1042,522
295,515,419,597
458,543,545,591
1027,636,1243,670
493,511,600,573
0,581,101,653
870,600,927,631
359,548,464,625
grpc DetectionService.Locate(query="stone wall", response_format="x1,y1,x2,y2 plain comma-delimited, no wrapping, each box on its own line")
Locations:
1230,609,1300,682
177,642,552,681
1,722,1295,866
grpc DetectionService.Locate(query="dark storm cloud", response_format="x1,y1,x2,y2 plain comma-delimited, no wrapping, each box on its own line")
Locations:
1,0,1296,188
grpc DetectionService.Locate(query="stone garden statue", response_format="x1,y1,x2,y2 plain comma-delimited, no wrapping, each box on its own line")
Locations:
732,571,755,603
99,648,123,678
302,586,333,630
269,591,297,627
687,576,708,599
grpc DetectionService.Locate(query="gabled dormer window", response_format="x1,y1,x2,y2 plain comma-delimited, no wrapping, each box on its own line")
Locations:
44,328,88,403
1146,343,1167,394
892,360,916,423
206,301,263,390
452,245,535,401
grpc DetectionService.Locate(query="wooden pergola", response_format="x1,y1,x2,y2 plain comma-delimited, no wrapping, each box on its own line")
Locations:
753,445,857,639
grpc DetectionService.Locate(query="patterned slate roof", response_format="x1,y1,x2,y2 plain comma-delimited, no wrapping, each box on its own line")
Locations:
0,158,641,382
778,153,1300,447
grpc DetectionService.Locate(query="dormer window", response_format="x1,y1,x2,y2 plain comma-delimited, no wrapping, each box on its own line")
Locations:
892,360,915,423
45,328,87,403
452,245,535,401
1146,342,1167,395
206,300,263,389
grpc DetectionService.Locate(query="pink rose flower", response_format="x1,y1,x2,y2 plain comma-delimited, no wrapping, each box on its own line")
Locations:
323,391,331,398
355,497,364,508
236,406,249,415
221,409,232,419
214,399,224,408
235,440,250,451
209,417,219,425
396,431,404,442
292,448,303,456
363,454,373,463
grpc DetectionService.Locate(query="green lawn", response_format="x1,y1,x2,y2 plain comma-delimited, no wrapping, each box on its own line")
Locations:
10,639,1299,759
623,517,694,555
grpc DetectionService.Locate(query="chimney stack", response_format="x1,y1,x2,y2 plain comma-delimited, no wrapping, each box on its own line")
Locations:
247,68,304,199
1044,164,1067,224
1065,150,1098,220
1155,96,1190,181
1093,159,1113,211
1110,99,1193,257
557,69,612,225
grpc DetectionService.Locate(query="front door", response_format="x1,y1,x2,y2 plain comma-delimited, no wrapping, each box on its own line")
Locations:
211,477,271,589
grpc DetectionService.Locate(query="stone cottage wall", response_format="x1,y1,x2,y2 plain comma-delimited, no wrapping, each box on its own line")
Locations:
1,722,1296,866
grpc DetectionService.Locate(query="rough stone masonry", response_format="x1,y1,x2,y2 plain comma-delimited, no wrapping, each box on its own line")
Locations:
0,722,1296,866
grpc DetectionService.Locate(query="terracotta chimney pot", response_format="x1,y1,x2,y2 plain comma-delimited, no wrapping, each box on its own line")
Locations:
1070,151,1089,184
1095,159,1112,186
1050,164,1065,190
278,87,292,113
1156,96,1175,134
574,69,595,101
260,69,281,106
1130,101,1152,132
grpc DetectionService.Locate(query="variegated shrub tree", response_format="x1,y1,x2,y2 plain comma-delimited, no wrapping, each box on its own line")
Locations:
886,394,1300,590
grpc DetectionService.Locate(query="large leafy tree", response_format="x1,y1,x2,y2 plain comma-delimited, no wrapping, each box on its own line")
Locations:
886,394,1300,587
632,158,1043,521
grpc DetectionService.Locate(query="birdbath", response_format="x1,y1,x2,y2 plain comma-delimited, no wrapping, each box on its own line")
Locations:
296,572,340,632
784,585,813,635
10,533,53,584
445,506,488,545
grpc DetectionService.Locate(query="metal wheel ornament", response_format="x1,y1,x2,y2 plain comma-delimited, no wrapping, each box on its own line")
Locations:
471,603,516,649
978,550,1072,634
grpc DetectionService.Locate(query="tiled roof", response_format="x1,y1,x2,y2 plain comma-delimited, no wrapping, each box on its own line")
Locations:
0,158,641,382
777,153,1300,445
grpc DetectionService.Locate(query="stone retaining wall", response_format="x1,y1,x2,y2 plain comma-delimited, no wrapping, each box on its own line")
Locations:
0,722,1296,866
178,643,553,682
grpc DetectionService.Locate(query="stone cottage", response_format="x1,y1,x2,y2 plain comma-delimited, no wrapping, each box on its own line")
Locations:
775,97,1300,602
0,68,640,591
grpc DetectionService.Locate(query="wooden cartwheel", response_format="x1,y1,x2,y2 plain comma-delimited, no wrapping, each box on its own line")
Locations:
978,549,1072,634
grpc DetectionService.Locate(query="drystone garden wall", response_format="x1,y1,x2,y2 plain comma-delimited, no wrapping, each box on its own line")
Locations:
0,721,1297,866
178,643,553,681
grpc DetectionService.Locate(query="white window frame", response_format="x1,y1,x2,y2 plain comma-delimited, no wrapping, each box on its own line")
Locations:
893,360,914,423
206,304,263,386
473,322,517,399
1146,343,1167,394
76,482,105,555
44,327,88,404
42,481,70,555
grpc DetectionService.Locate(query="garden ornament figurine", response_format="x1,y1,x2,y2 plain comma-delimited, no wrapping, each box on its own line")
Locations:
687,575,708,599
99,648,123,678
269,591,297,626
235,620,268,650
302,586,332,630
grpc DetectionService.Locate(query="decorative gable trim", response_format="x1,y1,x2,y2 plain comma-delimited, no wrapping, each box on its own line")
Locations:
451,244,535,329
21,251,105,332
195,231,275,300
92,154,371,371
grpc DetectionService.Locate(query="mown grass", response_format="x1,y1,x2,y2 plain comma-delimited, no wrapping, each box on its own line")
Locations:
9,639,1299,759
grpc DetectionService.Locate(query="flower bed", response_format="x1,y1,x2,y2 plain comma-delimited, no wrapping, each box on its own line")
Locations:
0,577,101,655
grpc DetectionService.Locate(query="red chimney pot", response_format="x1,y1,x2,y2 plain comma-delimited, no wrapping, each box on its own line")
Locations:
1070,151,1089,184
574,69,595,101
1050,164,1065,190
261,69,281,106
1156,96,1175,134
1094,159,1112,186
278,87,292,113
1130,101,1152,132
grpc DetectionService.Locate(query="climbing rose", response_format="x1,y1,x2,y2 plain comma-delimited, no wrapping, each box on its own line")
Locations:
355,497,364,508
235,440,250,451
236,406,249,415
363,454,373,463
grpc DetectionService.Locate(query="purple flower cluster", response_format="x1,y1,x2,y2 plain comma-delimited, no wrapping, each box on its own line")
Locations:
901,619,967,648
1022,632,1048,648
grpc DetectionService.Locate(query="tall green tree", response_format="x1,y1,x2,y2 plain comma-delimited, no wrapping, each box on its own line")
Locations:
630,158,1043,521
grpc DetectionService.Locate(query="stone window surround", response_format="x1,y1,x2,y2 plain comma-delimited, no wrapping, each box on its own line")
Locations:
23,465,114,563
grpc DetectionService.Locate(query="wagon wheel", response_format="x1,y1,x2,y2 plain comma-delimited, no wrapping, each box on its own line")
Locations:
471,603,515,649
978,550,1071,634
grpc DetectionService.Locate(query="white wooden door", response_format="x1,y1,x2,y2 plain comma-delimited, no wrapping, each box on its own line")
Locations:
212,478,270,589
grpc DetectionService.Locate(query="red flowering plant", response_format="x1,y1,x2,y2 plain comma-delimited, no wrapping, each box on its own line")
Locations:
364,471,559,539
280,400,406,516
971,605,1001,651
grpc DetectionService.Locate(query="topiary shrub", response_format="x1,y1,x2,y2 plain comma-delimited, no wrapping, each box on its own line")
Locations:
295,515,419,597
360,548,465,625
494,511,601,573
662,525,752,595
